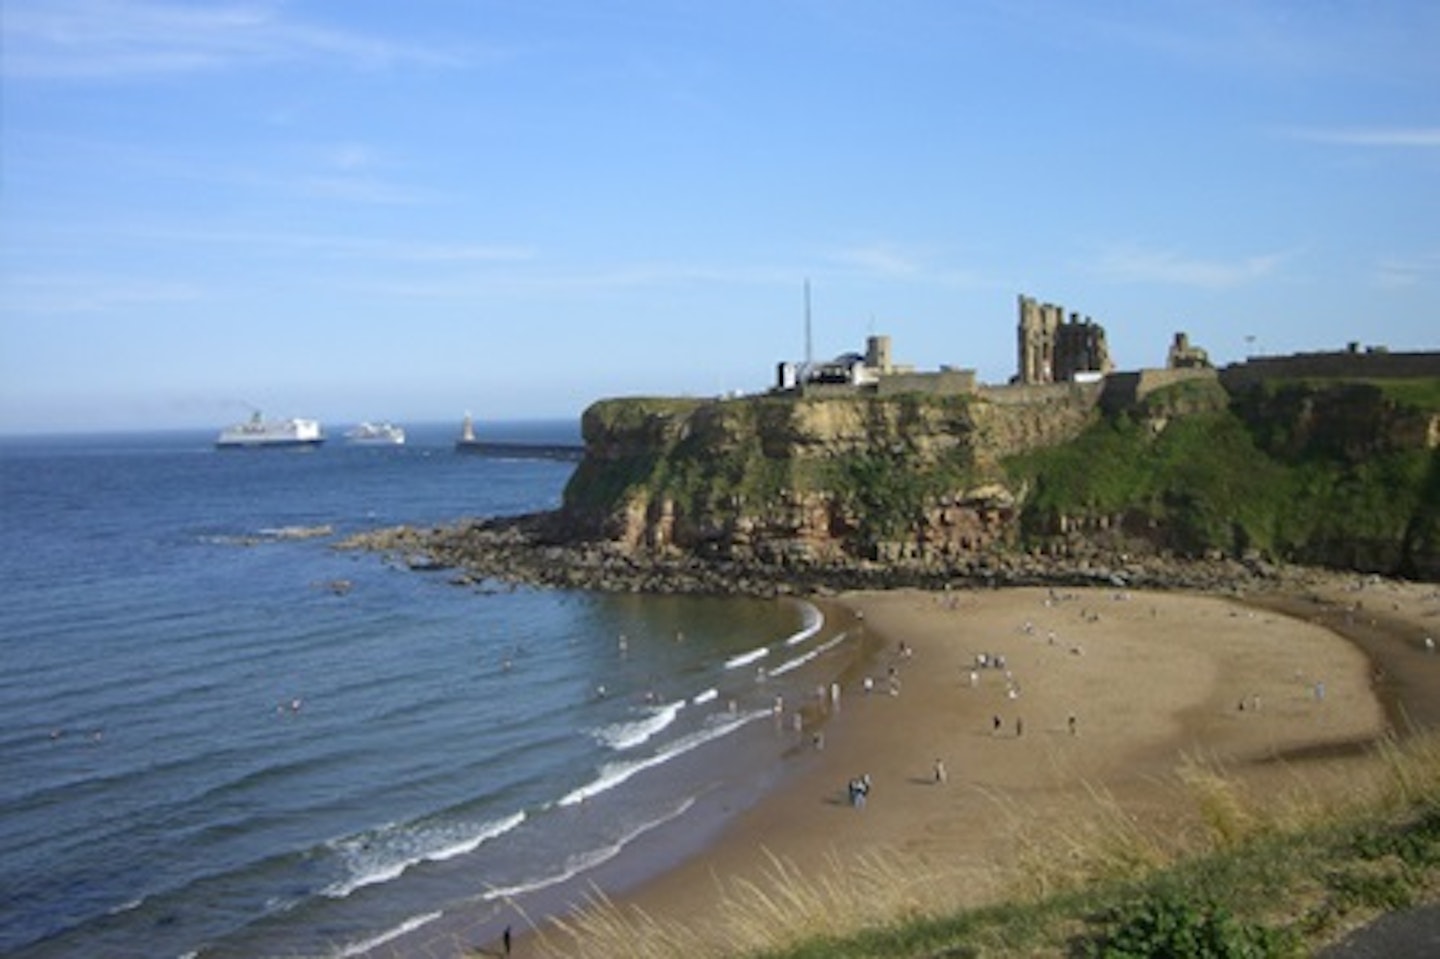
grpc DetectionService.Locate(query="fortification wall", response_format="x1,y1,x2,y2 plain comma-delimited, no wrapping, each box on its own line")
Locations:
876,369,977,396
1221,350,1440,389
978,381,1103,407
1102,368,1219,412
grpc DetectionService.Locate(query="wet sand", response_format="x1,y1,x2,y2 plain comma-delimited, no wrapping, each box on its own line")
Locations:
480,578,1440,956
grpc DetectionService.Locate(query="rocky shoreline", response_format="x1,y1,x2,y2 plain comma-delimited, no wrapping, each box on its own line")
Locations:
334,510,1370,599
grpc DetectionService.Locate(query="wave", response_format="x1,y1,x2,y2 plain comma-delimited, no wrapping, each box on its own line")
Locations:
783,601,825,645
480,795,696,902
724,603,822,672
558,709,768,807
691,687,718,706
338,910,443,957
590,700,684,751
724,647,769,670
324,810,527,899
767,630,850,679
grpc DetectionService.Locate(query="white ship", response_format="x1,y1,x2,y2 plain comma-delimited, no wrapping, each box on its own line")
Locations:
345,421,406,445
215,412,325,449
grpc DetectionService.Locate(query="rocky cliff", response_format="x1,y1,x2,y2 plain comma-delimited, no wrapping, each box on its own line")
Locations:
561,386,1105,565
558,377,1440,581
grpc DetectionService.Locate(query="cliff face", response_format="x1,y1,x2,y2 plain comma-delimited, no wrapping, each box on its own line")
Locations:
559,378,1440,580
562,387,1104,565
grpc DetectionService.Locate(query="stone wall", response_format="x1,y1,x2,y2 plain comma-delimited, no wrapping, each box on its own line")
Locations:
876,369,977,396
977,380,1103,407
1220,350,1440,389
1101,368,1219,413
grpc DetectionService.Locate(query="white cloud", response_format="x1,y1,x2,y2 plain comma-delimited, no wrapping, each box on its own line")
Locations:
829,244,922,278
826,244,985,288
2,0,461,80
1374,252,1440,290
1,274,203,314
1284,127,1440,148
1089,245,1289,289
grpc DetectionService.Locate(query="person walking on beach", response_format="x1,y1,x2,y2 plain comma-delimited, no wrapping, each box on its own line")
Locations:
933,758,947,785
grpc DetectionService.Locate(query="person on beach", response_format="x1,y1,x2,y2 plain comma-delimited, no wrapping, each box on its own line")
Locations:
503,924,512,955
934,758,947,785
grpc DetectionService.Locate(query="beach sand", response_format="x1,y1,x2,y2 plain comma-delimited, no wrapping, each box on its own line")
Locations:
484,579,1440,957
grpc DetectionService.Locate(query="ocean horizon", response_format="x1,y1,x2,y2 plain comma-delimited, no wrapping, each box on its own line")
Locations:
0,424,864,957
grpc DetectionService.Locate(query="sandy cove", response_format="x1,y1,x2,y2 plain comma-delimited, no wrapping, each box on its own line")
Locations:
484,578,1440,957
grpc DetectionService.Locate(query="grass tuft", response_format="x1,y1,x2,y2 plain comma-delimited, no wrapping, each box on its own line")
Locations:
515,731,1440,958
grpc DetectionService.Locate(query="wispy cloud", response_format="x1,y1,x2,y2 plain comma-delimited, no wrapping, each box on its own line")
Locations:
1374,251,1440,290
829,244,923,278
1089,245,1290,289
3,0,463,80
826,243,984,288
74,225,538,264
1283,126,1440,148
1,274,204,314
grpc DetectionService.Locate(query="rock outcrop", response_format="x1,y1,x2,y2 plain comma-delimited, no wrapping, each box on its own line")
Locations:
340,375,1439,588
560,387,1106,567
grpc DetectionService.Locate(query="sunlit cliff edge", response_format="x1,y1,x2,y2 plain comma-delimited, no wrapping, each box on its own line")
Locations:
560,370,1440,582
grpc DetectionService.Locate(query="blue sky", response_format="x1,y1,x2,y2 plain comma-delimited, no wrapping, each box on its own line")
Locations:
2,0,1437,434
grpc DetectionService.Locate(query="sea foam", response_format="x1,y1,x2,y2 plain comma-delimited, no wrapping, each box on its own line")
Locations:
591,700,684,751
558,710,768,807
481,795,697,902
338,910,443,957
325,810,527,899
724,647,769,670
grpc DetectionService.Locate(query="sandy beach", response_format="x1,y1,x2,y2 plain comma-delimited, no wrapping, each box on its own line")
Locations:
445,577,1440,957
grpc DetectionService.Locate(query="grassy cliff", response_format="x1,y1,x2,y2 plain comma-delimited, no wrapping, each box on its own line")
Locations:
1007,377,1440,577
559,377,1440,579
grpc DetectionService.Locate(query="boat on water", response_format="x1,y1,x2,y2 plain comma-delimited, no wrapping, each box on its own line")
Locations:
215,412,325,449
345,421,406,446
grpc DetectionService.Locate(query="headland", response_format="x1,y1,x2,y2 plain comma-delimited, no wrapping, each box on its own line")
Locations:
345,292,1438,956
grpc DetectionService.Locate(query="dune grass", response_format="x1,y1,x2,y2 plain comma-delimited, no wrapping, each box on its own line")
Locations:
516,732,1440,959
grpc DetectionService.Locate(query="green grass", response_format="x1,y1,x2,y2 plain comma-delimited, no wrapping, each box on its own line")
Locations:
1005,379,1437,570
1256,377,1440,414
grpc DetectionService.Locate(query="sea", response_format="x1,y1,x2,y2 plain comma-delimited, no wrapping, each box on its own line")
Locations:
0,421,866,958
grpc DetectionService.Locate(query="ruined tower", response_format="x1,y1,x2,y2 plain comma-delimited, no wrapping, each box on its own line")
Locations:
1016,294,1112,384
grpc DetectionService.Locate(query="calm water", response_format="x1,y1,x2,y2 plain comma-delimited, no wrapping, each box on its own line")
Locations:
0,423,853,958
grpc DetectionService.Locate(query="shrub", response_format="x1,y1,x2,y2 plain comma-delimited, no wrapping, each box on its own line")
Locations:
1081,893,1290,959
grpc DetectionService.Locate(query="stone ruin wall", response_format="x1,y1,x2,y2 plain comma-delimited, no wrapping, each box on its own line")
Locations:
1016,294,1113,385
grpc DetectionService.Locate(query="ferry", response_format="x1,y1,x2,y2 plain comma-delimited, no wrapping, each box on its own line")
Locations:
345,422,406,446
215,412,325,449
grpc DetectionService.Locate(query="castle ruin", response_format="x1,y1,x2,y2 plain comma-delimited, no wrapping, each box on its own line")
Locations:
1015,295,1112,384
